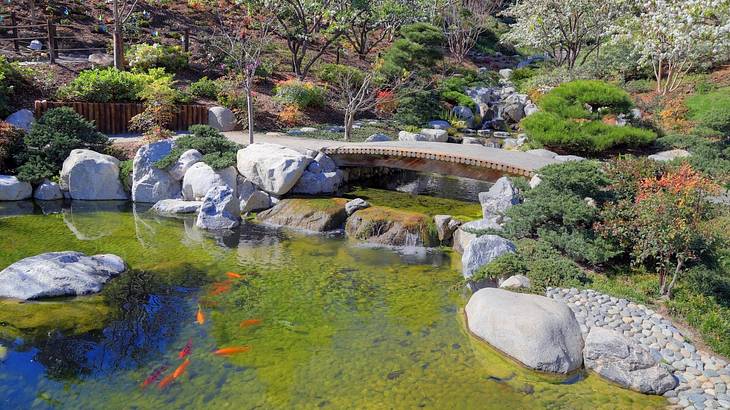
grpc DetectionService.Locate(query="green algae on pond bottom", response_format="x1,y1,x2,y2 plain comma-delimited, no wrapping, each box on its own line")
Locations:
0,207,664,409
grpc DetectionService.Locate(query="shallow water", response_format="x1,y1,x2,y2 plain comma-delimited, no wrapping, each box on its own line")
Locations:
0,203,664,409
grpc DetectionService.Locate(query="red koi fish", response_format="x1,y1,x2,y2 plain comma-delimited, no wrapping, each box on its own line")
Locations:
140,365,168,388
178,338,193,359
172,359,191,378
158,372,176,389
226,272,244,279
196,305,205,325
209,280,233,296
213,346,251,356
239,319,262,329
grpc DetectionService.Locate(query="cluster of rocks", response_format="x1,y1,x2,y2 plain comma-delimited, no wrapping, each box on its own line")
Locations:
548,287,730,408
450,68,538,133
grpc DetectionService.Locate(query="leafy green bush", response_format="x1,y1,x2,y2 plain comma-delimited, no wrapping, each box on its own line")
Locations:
0,56,30,117
511,67,538,92
127,43,190,72
188,76,221,100
56,68,170,103
381,23,445,77
317,64,366,86
471,239,588,292
0,121,25,174
686,87,730,136
623,79,654,94
155,125,240,170
16,108,108,182
119,159,133,192
273,79,325,109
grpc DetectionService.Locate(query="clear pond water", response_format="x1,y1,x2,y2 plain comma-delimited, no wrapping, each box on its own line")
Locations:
0,201,664,409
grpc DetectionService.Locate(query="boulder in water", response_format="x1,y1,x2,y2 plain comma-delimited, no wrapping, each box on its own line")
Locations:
0,251,126,300
462,234,516,279
33,179,63,201
257,198,348,232
196,186,241,230
465,288,584,374
60,149,128,200
132,140,181,203
236,143,311,195
151,199,203,215
345,206,438,247
0,175,32,201
182,162,237,201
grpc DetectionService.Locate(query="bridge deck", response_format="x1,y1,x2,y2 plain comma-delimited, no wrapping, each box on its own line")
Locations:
223,132,557,178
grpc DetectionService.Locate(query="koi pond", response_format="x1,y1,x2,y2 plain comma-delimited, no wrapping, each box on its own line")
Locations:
0,199,665,409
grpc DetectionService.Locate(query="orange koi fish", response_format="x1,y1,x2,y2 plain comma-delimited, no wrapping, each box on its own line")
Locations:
140,365,168,388
239,319,262,328
178,338,193,359
226,272,244,279
196,305,205,325
172,359,191,378
209,281,233,296
213,346,251,356
158,373,176,389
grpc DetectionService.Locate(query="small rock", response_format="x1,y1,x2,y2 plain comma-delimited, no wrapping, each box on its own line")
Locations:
499,274,531,289
4,109,34,132
345,198,370,215
365,133,391,142
208,106,236,132
151,199,202,215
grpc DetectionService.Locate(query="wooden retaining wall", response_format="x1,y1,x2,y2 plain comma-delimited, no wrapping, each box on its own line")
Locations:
33,101,209,134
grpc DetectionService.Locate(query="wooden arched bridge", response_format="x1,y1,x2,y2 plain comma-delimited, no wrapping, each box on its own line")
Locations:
220,133,558,181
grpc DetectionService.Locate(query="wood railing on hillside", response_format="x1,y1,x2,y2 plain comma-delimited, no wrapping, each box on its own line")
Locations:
34,101,209,134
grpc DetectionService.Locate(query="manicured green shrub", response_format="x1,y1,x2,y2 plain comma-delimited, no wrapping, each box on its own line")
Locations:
16,108,109,182
317,64,366,85
502,161,619,265
538,80,634,119
155,125,240,170
0,121,25,174
381,23,445,77
273,79,325,109
522,111,657,154
471,252,528,282
188,76,221,100
56,68,170,103
119,159,133,192
686,87,730,136
127,43,190,73
393,89,442,126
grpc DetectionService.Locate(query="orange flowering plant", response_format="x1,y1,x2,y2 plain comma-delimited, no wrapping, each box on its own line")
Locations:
598,161,719,298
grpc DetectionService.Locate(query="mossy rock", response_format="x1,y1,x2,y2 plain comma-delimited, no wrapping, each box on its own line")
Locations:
345,206,438,247
0,297,110,340
256,198,348,232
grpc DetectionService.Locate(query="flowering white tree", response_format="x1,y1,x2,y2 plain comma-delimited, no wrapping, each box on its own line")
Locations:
502,0,626,69
614,0,730,94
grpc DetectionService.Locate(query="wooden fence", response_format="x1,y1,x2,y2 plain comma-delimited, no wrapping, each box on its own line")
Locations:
34,101,209,134
0,13,106,62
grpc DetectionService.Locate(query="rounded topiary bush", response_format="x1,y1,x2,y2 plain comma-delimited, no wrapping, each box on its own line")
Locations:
522,80,656,155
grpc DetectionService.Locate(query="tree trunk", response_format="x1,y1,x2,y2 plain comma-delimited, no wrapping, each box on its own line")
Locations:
344,111,354,141
665,260,684,299
246,89,255,145
113,30,125,70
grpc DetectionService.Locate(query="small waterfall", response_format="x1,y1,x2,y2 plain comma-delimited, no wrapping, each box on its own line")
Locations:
403,230,422,248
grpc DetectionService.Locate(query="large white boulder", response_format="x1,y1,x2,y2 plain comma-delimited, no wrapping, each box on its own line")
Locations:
290,170,343,195
465,288,584,374
88,53,114,67
0,175,32,201
33,179,63,201
4,109,34,132
398,131,428,142
132,140,181,203
60,149,128,200
462,234,516,279
196,185,240,230
151,199,203,215
478,177,520,219
0,251,126,300
182,162,237,201
168,149,203,180
584,327,677,394
236,143,311,196
208,106,237,132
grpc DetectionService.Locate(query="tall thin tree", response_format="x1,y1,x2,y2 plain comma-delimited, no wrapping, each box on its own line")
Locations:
111,0,138,70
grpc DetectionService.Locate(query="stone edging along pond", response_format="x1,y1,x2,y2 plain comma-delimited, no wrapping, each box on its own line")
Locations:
548,287,730,409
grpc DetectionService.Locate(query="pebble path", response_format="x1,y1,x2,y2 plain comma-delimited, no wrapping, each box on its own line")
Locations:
547,287,730,410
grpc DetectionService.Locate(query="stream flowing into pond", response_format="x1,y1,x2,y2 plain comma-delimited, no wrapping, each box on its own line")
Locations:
0,202,664,409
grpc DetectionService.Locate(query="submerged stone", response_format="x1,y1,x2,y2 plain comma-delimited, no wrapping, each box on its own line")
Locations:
345,206,438,247
257,198,348,232
0,251,126,300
